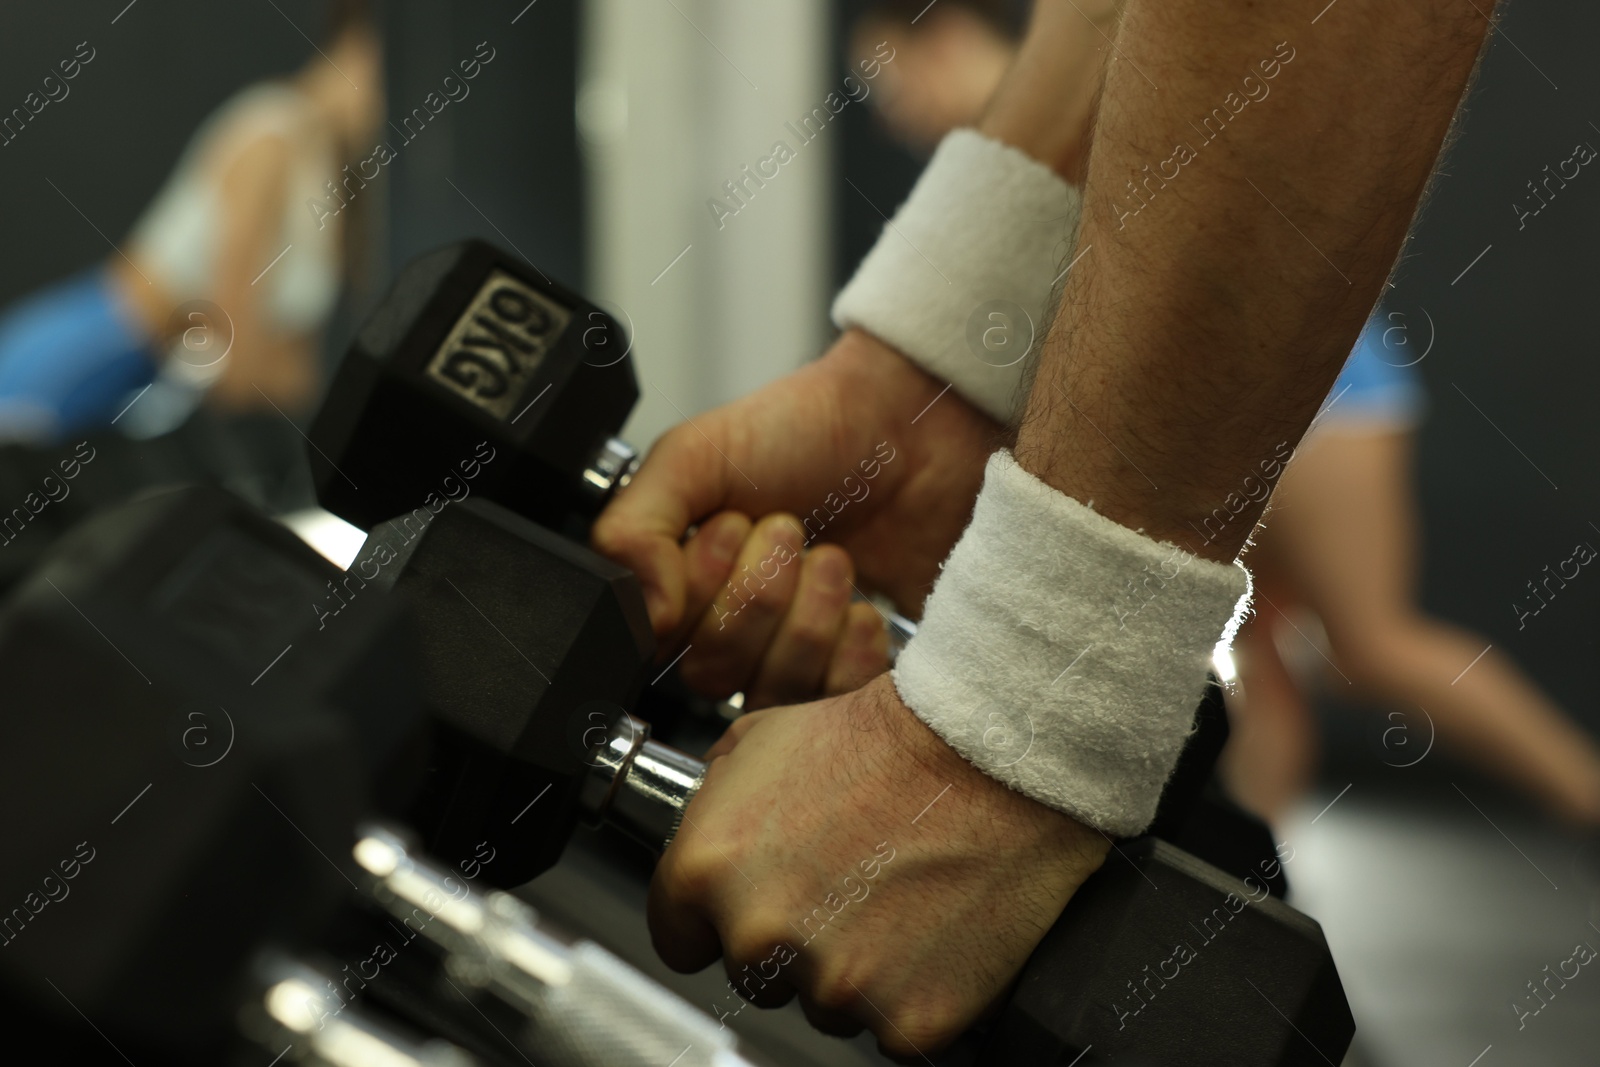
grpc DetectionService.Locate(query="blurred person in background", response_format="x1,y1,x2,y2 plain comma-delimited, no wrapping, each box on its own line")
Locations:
0,0,383,444
1222,316,1600,827
851,0,1117,182
852,0,1021,156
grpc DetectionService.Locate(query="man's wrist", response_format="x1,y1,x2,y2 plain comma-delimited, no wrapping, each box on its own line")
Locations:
831,130,1082,424
823,327,937,395
892,451,1250,836
1013,385,1271,564
866,673,1111,870
821,327,970,427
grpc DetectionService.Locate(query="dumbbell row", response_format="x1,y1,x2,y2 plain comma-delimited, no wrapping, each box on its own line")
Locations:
301,239,1354,1064
0,489,781,1067
0,240,1354,1066
0,479,1340,1066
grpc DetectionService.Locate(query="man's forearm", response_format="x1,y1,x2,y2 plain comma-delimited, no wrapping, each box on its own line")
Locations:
1015,0,1494,561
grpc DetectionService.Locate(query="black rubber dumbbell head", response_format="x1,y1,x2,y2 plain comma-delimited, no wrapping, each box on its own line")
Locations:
352,496,656,887
1148,682,1288,898
0,485,430,802
309,240,638,535
0,491,390,1062
980,837,1354,1066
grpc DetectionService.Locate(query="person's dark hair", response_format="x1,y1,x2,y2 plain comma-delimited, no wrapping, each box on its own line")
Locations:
326,0,374,41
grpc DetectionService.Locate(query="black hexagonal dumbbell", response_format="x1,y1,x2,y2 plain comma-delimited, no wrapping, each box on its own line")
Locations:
312,494,1353,1064
0,486,410,1063
978,838,1352,1066
0,475,688,898
1150,684,1291,900
366,603,1354,1066
296,244,1353,1062
307,240,639,540
547,697,1356,1065
294,240,720,890
342,493,700,888
0,491,779,1067
2,485,431,801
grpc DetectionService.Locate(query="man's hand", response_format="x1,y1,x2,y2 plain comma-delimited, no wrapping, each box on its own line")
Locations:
649,675,1109,1055
672,511,891,708
593,329,1000,637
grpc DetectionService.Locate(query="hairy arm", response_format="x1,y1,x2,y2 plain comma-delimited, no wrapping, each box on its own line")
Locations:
1016,0,1494,560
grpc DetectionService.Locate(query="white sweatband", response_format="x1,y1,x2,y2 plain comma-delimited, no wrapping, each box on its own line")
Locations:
893,451,1252,837
831,129,1080,424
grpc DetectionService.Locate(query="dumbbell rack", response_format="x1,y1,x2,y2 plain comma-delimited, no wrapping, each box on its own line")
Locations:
0,239,1356,1067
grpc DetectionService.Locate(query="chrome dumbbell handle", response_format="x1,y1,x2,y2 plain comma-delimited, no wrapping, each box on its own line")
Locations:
579,437,641,510
578,713,705,852
352,827,773,1067
609,736,706,850
259,956,480,1067
572,609,911,854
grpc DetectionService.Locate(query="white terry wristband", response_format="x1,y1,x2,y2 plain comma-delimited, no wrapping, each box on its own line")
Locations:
892,451,1252,836
831,129,1080,424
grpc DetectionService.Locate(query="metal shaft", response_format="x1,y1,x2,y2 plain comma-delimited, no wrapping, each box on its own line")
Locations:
579,437,641,512
578,713,706,852
351,827,772,1067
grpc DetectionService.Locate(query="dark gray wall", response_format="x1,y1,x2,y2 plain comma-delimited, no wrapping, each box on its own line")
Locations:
0,0,321,303
379,0,584,289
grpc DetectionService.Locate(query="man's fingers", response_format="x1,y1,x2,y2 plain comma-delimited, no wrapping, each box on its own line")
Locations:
671,511,751,652
745,545,853,709
797,996,868,1039
671,522,888,705
678,515,805,699
646,866,722,973
592,420,738,635
824,602,893,697
721,940,798,1010
647,792,727,973
590,515,685,638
